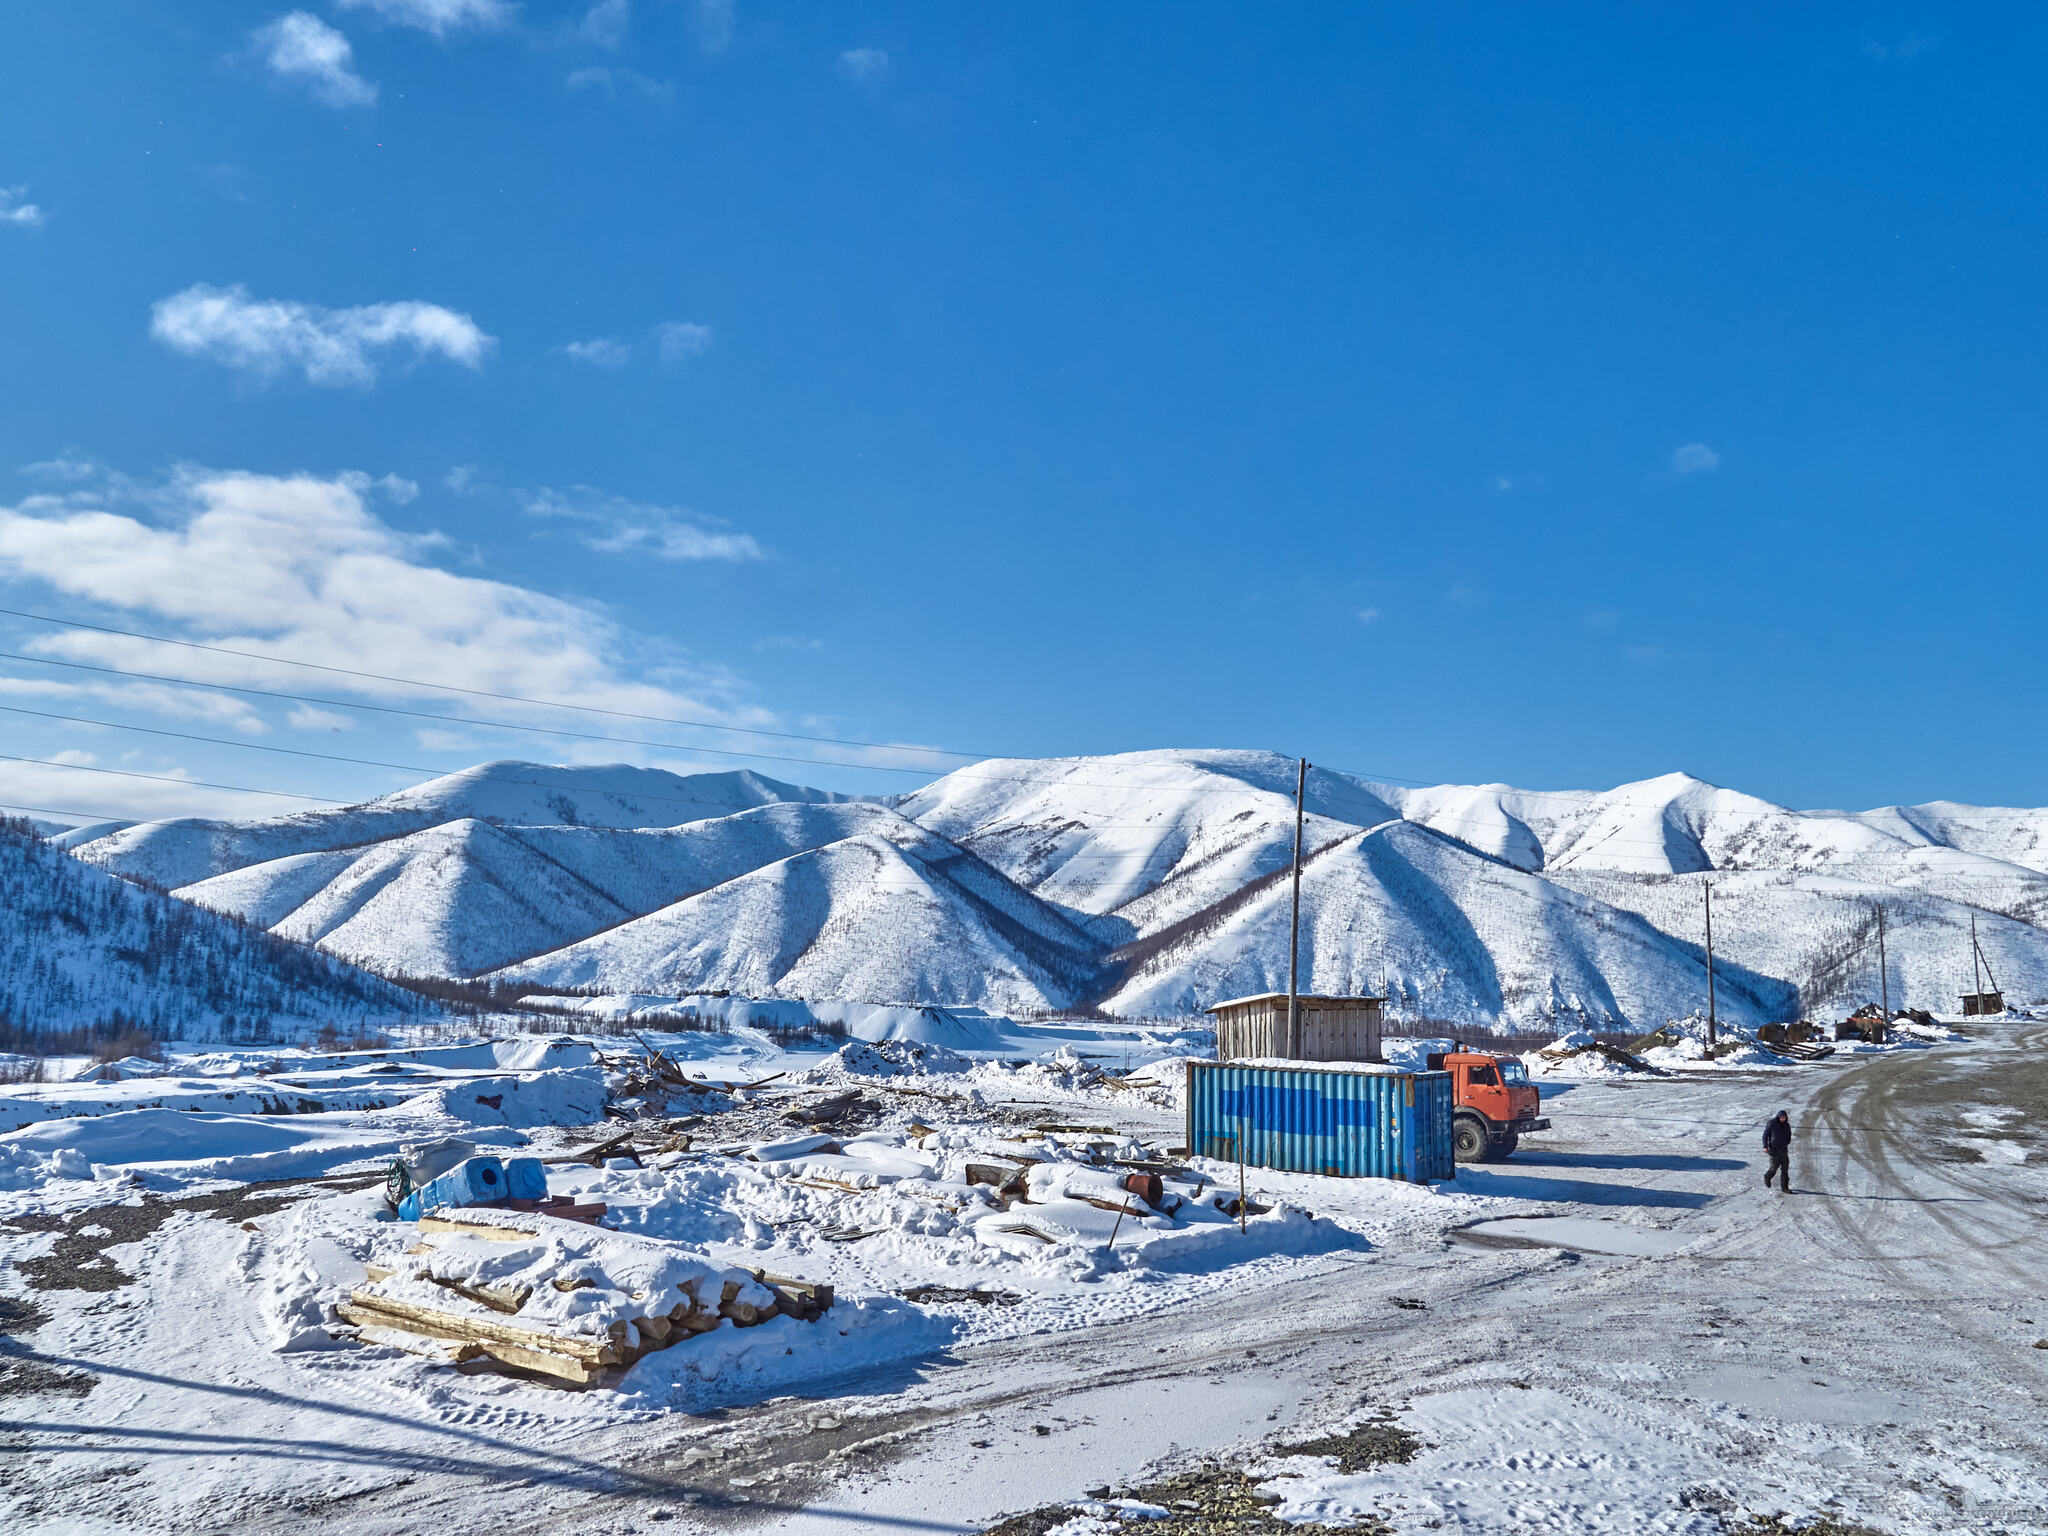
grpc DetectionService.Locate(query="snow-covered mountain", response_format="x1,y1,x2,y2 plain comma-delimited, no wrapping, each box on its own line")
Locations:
48,751,2048,1031
0,820,427,1039
73,762,855,891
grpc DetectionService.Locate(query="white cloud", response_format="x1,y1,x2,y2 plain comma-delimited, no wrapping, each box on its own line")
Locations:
561,336,633,367
564,65,670,100
1862,32,1938,61
335,0,514,37
150,283,494,387
690,0,733,55
1356,607,1382,624
253,12,378,108
22,456,98,483
574,0,630,49
525,486,762,563
0,468,767,732
836,46,889,85
0,675,268,733
414,727,477,752
287,703,355,731
0,186,46,229
653,321,713,366
1671,442,1720,475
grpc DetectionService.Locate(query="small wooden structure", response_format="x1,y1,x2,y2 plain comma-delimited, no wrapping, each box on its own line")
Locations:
1960,991,2004,1017
1205,993,1385,1064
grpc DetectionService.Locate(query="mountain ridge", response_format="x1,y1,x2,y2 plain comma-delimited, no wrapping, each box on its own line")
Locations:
39,750,2048,1032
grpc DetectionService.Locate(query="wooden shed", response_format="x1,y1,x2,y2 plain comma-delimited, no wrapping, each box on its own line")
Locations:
1204,993,1385,1064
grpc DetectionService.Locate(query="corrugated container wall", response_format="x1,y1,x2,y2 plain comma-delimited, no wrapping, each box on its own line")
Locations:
1185,1061,1456,1184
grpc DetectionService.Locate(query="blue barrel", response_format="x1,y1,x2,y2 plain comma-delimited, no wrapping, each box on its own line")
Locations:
1185,1061,1456,1183
397,1155,509,1220
505,1156,548,1201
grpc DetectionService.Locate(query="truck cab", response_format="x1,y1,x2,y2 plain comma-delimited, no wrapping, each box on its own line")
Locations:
1427,1050,1550,1162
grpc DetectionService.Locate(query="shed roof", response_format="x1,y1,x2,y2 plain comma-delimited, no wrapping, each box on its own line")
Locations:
1203,992,1387,1015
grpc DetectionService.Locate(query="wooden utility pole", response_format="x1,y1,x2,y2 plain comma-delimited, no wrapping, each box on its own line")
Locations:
1287,757,1307,1058
1971,912,1984,999
1704,882,1717,1047
1876,903,1890,1018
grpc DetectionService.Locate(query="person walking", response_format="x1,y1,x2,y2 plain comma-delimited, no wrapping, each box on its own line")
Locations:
1762,1109,1793,1194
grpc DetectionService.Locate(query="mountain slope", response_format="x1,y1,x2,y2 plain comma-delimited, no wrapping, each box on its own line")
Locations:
489,822,1106,1013
70,762,855,891
0,821,426,1039
175,802,980,980
1101,820,1797,1026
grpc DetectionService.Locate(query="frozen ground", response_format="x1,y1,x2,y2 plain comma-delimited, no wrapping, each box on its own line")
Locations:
2,1020,2044,1535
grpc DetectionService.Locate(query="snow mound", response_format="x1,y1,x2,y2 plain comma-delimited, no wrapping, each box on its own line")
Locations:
402,1068,608,1128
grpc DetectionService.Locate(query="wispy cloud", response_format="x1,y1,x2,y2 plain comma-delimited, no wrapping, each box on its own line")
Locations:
1356,607,1382,624
0,186,46,229
0,675,269,734
525,486,762,563
560,336,633,367
1862,32,1939,61
0,467,766,731
253,12,377,108
0,754,305,825
1671,442,1720,476
836,46,889,86
150,283,494,387
652,320,714,366
690,0,733,55
564,65,670,100
336,0,515,37
287,703,355,731
573,0,630,50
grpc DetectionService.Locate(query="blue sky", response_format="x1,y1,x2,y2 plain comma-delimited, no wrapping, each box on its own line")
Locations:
2,3,2044,824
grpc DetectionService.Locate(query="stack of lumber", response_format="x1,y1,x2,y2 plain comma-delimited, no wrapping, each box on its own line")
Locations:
336,1208,831,1387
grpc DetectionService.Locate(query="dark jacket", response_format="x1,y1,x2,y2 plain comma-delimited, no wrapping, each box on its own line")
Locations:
1762,1117,1792,1155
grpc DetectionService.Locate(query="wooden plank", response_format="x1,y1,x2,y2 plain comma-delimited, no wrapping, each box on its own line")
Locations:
346,1319,484,1365
342,1289,623,1365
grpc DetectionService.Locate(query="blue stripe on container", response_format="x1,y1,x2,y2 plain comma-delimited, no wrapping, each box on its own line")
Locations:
1186,1062,1456,1184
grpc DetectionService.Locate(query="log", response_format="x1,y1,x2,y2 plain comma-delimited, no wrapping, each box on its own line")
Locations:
415,1205,608,1242
347,1320,482,1365
338,1304,604,1383
342,1289,622,1365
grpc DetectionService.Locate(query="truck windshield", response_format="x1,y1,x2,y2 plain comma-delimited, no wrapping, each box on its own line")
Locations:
1498,1060,1529,1085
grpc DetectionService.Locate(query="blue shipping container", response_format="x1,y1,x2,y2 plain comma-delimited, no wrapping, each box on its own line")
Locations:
1185,1061,1456,1184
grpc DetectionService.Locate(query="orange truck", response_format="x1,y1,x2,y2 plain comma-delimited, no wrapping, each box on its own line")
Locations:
1426,1050,1550,1162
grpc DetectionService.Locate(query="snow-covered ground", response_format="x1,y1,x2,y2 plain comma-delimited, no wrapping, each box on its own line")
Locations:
3,1015,2044,1534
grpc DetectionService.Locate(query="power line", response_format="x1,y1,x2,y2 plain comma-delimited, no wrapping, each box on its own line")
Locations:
0,607,1448,792
0,648,965,772
0,605,986,761
0,754,342,803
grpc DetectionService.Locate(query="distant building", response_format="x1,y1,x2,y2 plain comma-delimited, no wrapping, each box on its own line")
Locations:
1205,992,1385,1064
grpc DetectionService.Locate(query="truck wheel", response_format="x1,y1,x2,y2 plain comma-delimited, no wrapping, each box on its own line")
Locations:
1487,1132,1520,1161
1453,1115,1490,1163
